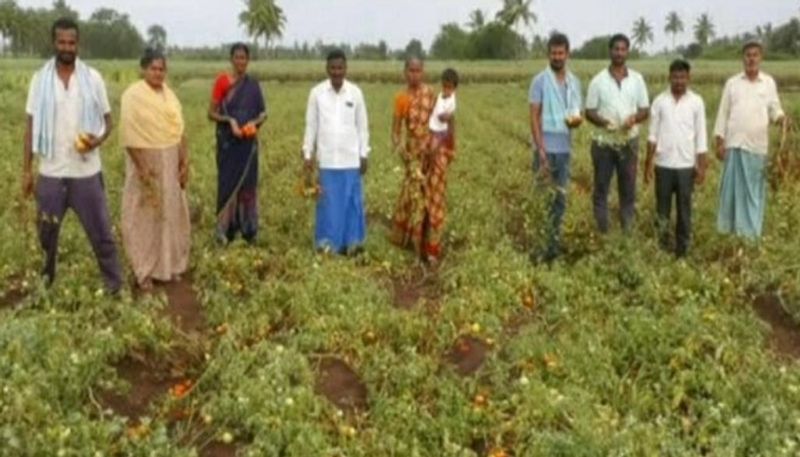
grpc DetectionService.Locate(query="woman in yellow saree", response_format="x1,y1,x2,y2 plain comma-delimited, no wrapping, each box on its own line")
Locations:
120,49,191,290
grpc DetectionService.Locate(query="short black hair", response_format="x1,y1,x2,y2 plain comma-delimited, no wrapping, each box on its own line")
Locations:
669,59,691,74
326,49,347,63
442,68,459,87
52,17,79,41
608,33,630,50
742,40,764,53
230,42,250,58
548,32,570,52
140,47,166,69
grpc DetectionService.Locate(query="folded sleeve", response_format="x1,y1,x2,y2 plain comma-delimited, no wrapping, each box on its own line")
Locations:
356,89,371,159
647,98,660,144
713,80,732,139
767,78,785,123
301,89,317,160
585,77,600,110
695,98,708,154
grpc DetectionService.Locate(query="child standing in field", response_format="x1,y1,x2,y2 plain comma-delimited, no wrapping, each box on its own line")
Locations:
422,68,459,264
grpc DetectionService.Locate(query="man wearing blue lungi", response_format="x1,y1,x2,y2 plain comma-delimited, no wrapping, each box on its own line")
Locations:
714,41,786,240
302,49,371,255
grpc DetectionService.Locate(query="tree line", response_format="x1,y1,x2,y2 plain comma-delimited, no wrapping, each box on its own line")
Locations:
0,0,797,61
0,0,149,58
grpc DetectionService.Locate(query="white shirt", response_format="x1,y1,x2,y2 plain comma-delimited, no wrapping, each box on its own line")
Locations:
648,90,708,169
713,72,784,156
25,68,111,178
429,92,457,133
586,68,650,143
586,68,650,142
302,79,370,170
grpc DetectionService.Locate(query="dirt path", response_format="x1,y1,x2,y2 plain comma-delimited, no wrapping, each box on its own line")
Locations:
313,356,369,414
391,269,441,311
1,275,28,310
97,278,240,455
446,336,490,377
752,292,800,359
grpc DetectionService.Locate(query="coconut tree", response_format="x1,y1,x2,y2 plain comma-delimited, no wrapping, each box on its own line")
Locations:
694,13,715,47
239,0,286,55
632,17,654,52
146,24,167,52
467,9,486,31
496,0,537,31
665,11,684,50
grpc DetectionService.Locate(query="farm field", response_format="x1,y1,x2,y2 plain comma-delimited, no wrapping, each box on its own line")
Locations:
1,59,800,456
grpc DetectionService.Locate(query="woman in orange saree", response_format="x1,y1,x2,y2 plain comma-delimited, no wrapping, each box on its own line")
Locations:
390,58,447,262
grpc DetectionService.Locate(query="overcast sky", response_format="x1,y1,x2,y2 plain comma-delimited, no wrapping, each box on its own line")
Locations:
21,0,799,51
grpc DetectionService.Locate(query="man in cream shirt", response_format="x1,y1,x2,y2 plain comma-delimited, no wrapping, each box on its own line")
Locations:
645,59,708,257
714,40,786,240
302,49,371,255
585,34,650,234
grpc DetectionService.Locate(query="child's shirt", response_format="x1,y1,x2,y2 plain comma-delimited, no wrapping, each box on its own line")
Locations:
429,92,457,133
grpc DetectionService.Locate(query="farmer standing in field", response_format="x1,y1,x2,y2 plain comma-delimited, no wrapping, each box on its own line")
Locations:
302,50,371,255
529,32,583,261
22,18,123,294
644,59,708,257
714,41,787,240
585,34,650,234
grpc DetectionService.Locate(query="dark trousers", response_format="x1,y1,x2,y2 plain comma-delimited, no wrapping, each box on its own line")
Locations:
591,140,638,233
534,153,570,257
36,174,123,292
655,166,695,257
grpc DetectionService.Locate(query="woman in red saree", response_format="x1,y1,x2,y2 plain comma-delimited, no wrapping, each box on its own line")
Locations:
390,58,452,263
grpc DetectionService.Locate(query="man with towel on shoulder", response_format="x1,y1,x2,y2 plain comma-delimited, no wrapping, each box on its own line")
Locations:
22,18,123,294
529,32,583,262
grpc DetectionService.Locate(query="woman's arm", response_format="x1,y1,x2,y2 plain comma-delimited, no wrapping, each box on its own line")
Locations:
250,111,268,128
207,99,231,123
126,147,152,181
392,115,403,148
178,135,189,189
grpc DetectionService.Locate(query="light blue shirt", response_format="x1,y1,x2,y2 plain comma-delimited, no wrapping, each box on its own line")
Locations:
529,70,582,154
586,67,649,145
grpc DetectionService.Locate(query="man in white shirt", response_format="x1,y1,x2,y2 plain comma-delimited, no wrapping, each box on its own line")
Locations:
585,34,650,234
714,41,786,240
645,59,708,257
302,50,371,255
22,18,122,293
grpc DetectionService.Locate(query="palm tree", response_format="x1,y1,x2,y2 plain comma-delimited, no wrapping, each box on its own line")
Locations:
467,9,486,31
631,17,654,51
755,22,773,41
147,24,167,52
694,13,715,47
496,0,537,31
664,11,684,50
239,0,287,55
